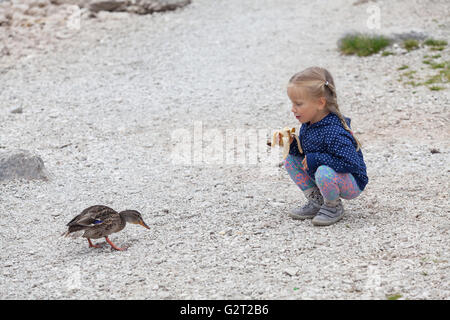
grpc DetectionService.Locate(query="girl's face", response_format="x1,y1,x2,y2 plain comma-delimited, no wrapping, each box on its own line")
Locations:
287,85,328,124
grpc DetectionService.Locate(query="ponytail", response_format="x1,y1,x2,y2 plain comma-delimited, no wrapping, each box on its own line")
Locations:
323,81,362,151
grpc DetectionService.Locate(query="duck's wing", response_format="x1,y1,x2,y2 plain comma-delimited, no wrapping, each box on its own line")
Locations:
67,205,118,227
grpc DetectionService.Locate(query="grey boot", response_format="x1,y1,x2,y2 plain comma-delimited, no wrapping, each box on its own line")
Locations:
289,187,324,220
312,199,345,226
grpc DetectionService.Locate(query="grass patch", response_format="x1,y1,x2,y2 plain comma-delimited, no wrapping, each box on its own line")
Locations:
419,61,449,90
381,51,394,56
386,294,402,300
430,46,445,51
424,74,442,85
423,60,431,65
403,39,420,51
397,65,409,70
405,81,420,87
424,38,448,47
440,64,450,81
402,70,416,79
338,33,391,56
431,62,446,69
431,54,441,59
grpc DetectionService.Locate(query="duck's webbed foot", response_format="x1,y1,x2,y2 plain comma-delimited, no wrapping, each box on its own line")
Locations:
105,236,127,251
87,238,103,248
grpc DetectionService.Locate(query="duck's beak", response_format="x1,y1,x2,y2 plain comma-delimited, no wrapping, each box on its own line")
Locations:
139,221,150,229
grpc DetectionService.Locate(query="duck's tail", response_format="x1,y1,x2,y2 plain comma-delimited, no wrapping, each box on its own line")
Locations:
61,230,70,237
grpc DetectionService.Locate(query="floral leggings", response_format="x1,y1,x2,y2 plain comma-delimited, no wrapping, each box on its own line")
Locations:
284,154,361,201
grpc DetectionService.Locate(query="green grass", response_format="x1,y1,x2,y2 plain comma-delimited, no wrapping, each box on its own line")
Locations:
338,33,391,57
402,71,417,80
431,62,446,69
424,38,448,47
386,294,402,300
403,39,420,51
405,80,420,87
424,74,442,85
394,38,449,91
423,65,449,90
440,64,450,81
406,60,450,91
381,51,394,56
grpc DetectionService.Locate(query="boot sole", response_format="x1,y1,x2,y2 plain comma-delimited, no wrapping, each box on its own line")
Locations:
312,214,344,226
289,212,317,220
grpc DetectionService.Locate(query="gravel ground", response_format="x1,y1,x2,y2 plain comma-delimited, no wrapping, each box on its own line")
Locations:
1,0,449,299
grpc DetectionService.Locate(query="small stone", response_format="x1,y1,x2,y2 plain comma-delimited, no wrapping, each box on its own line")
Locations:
283,267,298,276
271,201,285,207
218,228,232,236
0,150,49,181
430,148,440,154
10,107,23,114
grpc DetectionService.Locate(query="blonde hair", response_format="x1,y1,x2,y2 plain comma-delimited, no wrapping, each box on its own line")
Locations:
288,66,362,151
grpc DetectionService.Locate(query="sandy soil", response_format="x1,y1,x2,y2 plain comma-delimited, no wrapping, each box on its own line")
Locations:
0,0,449,299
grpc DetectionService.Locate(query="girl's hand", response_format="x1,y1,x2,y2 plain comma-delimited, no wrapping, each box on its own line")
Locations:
302,156,308,170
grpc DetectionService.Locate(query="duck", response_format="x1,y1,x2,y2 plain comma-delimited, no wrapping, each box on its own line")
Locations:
62,205,150,251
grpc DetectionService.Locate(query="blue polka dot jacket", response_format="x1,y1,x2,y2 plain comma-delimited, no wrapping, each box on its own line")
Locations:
289,112,368,191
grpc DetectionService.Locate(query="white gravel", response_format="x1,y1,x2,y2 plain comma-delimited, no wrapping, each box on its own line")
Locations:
0,0,449,299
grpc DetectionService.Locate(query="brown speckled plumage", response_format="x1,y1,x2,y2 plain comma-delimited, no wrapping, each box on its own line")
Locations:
63,205,150,251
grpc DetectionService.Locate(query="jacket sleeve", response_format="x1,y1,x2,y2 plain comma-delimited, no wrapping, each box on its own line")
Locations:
306,129,359,175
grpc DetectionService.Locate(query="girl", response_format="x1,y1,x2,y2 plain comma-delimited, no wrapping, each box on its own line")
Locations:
284,67,368,226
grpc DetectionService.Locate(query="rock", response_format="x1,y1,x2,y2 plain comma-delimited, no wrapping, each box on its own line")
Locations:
89,0,192,14
392,31,428,42
89,1,128,13
283,267,298,276
430,148,440,154
49,0,91,7
0,150,49,181
10,107,23,114
0,12,8,26
218,228,232,236
29,0,52,8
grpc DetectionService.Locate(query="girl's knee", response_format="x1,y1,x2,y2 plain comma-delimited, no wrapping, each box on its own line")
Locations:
315,165,334,183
